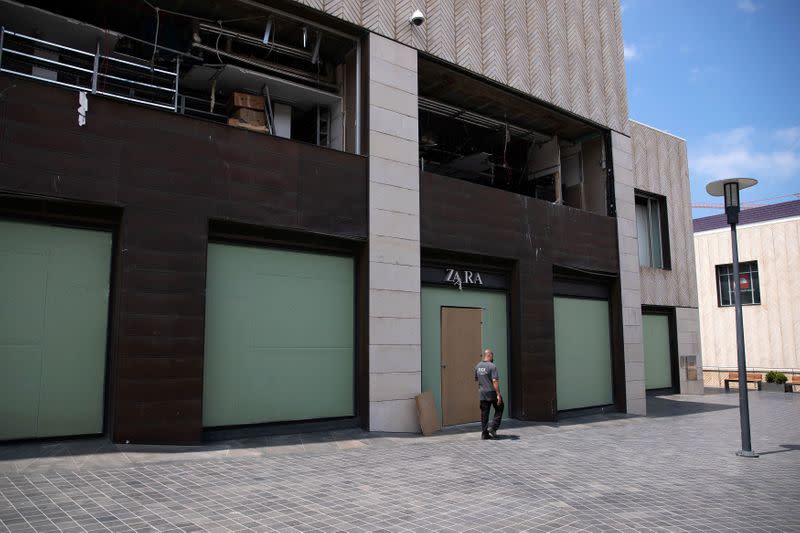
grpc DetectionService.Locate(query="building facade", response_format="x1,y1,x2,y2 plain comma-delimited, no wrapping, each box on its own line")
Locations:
0,0,700,444
694,200,800,387
630,121,703,396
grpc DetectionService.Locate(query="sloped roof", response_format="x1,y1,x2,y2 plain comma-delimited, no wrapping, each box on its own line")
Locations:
693,199,800,232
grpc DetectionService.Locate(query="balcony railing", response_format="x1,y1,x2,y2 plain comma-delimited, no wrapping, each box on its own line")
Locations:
0,26,180,111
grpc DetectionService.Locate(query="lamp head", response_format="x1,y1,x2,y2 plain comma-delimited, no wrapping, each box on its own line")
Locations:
705,178,757,225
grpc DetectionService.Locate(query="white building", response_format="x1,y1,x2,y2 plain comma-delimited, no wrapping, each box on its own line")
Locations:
694,200,800,387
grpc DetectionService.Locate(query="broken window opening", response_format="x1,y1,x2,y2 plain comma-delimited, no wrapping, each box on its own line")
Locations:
419,96,609,214
417,59,612,215
1,0,361,154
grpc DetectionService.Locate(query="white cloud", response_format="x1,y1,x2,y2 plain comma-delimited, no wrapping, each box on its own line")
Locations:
775,127,800,148
690,126,800,182
624,44,639,62
737,0,759,13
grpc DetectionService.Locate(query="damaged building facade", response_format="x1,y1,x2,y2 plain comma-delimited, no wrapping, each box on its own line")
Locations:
0,0,701,444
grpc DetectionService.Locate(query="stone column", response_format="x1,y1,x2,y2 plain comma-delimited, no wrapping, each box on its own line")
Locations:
612,130,646,415
676,307,704,395
367,34,422,432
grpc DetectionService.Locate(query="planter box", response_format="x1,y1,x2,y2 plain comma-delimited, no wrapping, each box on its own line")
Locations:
761,382,786,393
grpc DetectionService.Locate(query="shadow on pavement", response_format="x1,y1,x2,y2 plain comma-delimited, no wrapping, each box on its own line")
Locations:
7,398,740,468
491,434,520,441
646,396,737,418
758,444,800,456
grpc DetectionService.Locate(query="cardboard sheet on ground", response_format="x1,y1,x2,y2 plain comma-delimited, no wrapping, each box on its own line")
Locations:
415,390,441,435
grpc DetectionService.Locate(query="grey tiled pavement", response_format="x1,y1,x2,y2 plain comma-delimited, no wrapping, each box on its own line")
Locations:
1,391,799,532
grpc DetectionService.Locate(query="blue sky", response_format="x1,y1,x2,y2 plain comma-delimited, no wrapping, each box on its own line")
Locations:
621,0,800,217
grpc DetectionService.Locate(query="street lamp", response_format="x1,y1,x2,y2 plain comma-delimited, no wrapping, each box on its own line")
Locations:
706,177,759,458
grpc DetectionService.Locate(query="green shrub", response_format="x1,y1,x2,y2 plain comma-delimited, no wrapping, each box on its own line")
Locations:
765,371,788,384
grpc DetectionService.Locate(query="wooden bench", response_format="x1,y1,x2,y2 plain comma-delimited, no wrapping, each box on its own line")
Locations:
723,372,762,391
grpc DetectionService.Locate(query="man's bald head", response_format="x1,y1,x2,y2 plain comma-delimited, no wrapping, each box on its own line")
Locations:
483,349,494,362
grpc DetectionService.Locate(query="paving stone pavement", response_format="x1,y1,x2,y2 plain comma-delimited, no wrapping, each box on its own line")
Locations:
1,391,799,532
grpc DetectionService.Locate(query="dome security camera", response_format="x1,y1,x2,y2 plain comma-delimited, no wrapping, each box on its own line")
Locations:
409,9,425,26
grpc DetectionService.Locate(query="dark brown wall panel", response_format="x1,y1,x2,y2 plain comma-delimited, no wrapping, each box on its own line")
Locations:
420,171,622,421
0,75,367,444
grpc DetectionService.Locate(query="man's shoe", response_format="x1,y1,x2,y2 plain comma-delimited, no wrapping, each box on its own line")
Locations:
489,429,497,439
481,431,491,440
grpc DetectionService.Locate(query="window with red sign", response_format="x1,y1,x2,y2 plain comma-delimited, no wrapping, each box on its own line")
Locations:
715,261,760,306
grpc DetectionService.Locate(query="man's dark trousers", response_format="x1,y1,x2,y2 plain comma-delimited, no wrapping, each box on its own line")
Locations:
480,392,504,433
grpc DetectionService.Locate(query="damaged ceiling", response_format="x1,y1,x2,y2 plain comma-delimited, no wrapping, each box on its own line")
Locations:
418,58,601,142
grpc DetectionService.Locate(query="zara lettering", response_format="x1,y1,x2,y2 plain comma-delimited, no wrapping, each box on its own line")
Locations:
444,269,484,290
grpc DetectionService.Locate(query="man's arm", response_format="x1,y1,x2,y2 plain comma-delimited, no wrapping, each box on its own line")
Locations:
493,379,502,404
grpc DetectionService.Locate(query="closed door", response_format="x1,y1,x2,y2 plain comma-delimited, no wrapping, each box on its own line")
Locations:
643,314,673,390
0,220,112,440
441,307,482,426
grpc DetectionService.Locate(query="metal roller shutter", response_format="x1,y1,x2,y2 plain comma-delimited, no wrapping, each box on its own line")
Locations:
0,220,111,440
554,296,613,411
643,314,672,390
203,243,355,427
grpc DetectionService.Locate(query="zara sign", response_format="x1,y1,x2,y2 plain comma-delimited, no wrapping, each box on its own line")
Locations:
421,266,507,291
444,269,483,290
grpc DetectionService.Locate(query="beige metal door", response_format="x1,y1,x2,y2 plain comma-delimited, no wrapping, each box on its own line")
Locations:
441,307,483,426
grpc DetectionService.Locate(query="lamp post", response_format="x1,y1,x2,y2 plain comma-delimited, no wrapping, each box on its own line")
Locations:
706,177,759,458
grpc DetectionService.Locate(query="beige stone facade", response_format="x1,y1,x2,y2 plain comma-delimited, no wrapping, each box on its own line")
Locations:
695,216,800,386
612,131,646,414
631,122,698,309
368,35,423,431
630,121,703,395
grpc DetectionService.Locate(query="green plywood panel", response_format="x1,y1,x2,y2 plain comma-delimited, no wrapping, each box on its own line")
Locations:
554,297,613,411
0,346,42,440
0,248,47,345
37,231,112,437
421,287,509,422
643,314,672,390
0,220,111,440
203,243,354,427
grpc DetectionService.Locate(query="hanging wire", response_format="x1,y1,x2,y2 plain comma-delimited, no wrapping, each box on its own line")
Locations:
220,14,271,24
214,20,224,64
158,7,216,23
136,0,294,29
139,0,216,23
150,7,160,69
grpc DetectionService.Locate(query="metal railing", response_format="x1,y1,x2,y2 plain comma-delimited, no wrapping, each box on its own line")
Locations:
0,26,179,111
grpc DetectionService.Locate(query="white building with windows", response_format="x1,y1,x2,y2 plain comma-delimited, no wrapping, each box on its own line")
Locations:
694,200,800,386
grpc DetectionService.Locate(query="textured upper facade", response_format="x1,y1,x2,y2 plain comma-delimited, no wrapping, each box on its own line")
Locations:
630,121,698,309
291,0,630,134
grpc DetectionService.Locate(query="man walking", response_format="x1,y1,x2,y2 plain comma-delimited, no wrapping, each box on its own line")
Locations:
474,348,503,440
